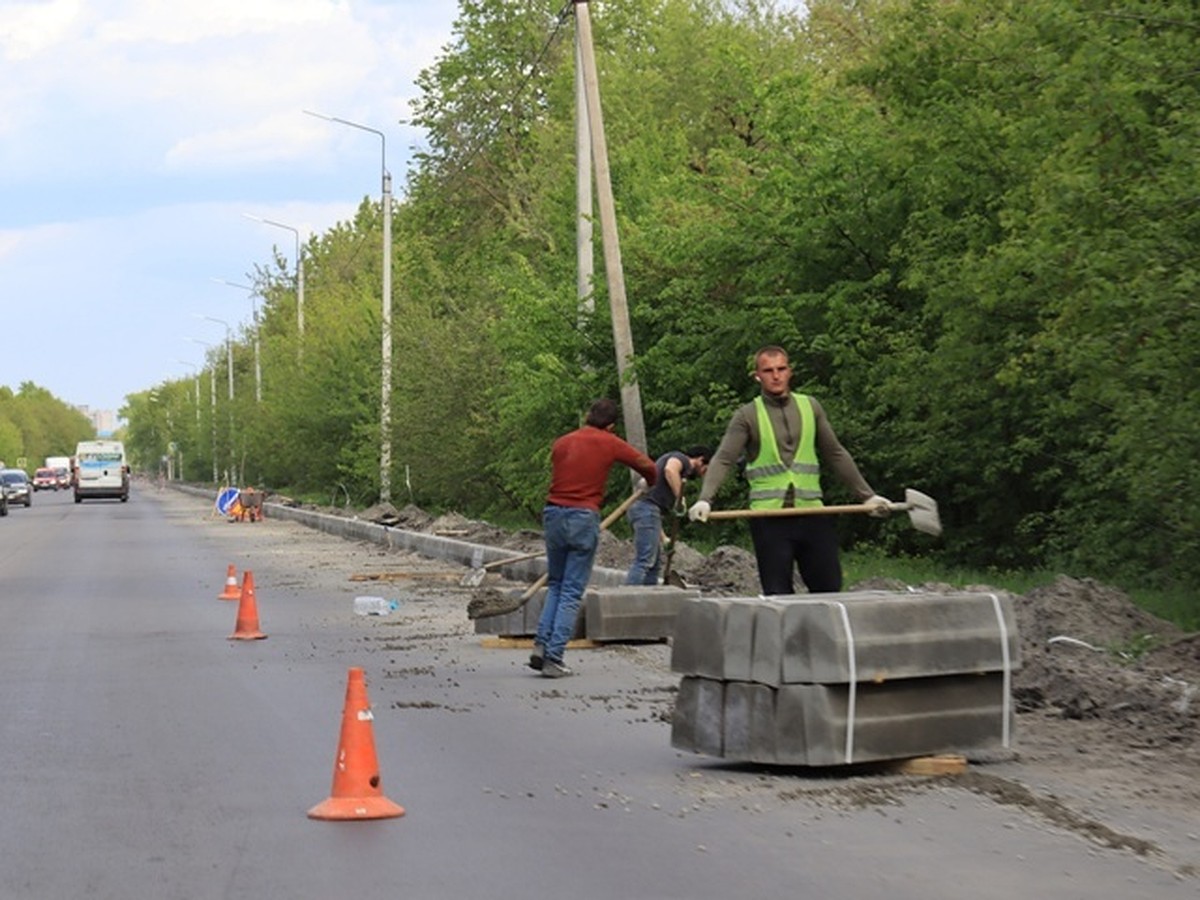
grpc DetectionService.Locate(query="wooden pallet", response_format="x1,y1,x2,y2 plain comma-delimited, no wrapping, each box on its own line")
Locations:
886,754,968,776
349,571,462,582
480,636,601,650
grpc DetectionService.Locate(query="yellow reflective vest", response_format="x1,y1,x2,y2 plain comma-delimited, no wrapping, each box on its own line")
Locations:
746,394,823,509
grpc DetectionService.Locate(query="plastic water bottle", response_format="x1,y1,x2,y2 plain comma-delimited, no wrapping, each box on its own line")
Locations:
354,596,398,616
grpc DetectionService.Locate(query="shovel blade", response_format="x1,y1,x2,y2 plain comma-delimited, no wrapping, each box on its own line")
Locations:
903,488,942,537
666,570,692,589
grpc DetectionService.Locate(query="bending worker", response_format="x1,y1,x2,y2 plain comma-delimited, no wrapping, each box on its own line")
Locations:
625,445,711,585
688,345,889,595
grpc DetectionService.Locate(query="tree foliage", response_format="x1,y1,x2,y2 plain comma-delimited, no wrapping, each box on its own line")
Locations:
127,0,1200,600
0,383,94,470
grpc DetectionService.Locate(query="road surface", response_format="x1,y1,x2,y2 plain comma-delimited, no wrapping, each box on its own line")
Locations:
0,485,1192,898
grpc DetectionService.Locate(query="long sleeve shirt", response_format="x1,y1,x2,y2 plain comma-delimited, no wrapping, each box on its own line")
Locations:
697,391,875,505
546,425,657,512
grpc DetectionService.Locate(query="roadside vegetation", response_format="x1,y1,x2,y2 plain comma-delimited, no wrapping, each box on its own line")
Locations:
0,383,95,469
118,0,1199,621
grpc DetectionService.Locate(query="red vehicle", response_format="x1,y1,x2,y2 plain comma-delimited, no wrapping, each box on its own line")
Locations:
33,467,59,491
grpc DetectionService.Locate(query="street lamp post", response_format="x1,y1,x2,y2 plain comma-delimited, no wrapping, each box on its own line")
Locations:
173,361,201,481
187,340,219,483
175,360,201,425
195,314,234,402
197,315,236,485
213,279,262,403
305,109,392,504
243,214,305,340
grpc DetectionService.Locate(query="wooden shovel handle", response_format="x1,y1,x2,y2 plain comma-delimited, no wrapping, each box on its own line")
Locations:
600,487,646,528
707,503,881,520
481,549,545,571
519,488,645,600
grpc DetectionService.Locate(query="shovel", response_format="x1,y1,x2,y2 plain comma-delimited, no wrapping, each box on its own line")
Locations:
661,509,682,586
459,549,546,588
705,488,942,537
474,487,646,618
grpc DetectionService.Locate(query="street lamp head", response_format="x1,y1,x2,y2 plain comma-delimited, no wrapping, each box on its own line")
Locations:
211,277,254,292
243,212,300,236
305,109,388,177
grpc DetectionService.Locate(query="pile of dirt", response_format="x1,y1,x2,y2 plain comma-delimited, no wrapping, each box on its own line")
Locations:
674,544,760,595
1009,576,1196,744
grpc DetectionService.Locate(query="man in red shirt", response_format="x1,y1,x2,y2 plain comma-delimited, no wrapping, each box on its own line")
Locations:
532,399,657,677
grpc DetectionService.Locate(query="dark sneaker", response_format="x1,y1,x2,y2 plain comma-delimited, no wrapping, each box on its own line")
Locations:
527,644,545,671
541,659,573,679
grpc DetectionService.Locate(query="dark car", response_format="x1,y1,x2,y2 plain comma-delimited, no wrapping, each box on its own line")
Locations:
0,469,32,507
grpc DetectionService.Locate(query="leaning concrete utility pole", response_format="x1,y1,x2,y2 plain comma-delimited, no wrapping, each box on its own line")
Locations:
574,0,647,456
575,27,595,322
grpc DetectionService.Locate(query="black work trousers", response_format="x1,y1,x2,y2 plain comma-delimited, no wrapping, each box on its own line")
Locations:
748,515,843,595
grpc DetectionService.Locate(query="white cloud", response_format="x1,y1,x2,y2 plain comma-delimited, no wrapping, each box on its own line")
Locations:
0,0,462,411
92,0,342,45
166,114,324,171
1,0,451,182
0,0,83,60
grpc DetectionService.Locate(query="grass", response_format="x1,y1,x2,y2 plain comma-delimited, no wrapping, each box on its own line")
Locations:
843,548,1199,632
1120,587,1200,632
842,549,1058,596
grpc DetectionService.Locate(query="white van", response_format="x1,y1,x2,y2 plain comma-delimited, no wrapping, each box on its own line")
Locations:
74,440,130,503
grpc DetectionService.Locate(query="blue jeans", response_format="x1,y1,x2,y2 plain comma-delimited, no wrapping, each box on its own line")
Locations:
625,499,662,585
536,505,600,662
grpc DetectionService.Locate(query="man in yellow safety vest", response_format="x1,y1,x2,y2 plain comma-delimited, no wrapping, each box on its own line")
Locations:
688,345,890,594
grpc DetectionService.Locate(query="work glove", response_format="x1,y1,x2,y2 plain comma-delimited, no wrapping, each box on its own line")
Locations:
634,477,649,494
864,494,892,518
688,500,711,523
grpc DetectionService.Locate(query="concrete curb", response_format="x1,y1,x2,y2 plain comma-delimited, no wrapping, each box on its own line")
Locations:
172,484,631,587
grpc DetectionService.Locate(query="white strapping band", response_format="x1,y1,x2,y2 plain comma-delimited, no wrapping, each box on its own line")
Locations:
987,593,1013,748
794,599,857,764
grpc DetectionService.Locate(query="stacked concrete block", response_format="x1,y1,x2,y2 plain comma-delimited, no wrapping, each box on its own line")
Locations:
671,677,726,758
671,591,1020,766
472,588,585,640
585,585,701,642
475,583,698,641
787,673,1011,765
472,562,631,638
671,597,759,679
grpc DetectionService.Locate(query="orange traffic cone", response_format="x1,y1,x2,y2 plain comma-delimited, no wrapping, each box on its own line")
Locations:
308,667,405,821
218,564,241,601
228,570,267,641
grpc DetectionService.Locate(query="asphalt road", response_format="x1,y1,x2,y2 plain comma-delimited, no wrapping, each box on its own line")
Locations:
0,485,1191,899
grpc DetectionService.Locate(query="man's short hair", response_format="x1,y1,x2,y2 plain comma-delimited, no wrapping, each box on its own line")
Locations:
752,344,789,369
585,398,619,428
685,445,712,464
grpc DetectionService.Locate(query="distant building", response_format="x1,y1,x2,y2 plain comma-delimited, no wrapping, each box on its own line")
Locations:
75,406,121,437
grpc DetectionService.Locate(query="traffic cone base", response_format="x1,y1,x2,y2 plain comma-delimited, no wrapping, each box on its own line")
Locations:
218,564,241,601
228,570,267,641
307,794,405,820
308,667,404,821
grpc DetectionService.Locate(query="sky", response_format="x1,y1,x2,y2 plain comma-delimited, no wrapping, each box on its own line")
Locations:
0,0,463,417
